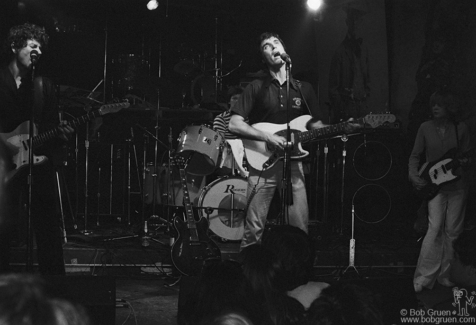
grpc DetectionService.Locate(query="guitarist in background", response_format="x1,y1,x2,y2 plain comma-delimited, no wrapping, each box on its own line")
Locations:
229,32,326,249
0,23,73,275
409,89,471,293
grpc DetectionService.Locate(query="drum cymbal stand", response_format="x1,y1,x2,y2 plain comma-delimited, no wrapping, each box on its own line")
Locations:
135,123,170,247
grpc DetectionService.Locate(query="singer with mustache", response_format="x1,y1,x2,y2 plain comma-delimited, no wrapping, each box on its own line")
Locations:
0,23,73,275
229,32,325,249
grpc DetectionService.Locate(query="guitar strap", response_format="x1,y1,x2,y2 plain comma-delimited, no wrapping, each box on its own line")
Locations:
454,122,459,153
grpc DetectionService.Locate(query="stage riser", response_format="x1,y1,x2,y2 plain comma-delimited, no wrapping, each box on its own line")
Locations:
9,241,418,273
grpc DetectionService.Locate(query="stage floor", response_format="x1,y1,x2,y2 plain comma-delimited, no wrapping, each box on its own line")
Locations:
9,216,458,325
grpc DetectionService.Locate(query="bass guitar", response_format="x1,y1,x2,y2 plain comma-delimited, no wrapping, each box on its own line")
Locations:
415,148,475,200
171,156,221,276
243,113,396,171
1,101,129,184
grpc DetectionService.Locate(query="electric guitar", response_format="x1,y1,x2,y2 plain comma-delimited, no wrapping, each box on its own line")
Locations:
170,156,221,276
1,101,129,184
414,148,475,200
243,113,396,171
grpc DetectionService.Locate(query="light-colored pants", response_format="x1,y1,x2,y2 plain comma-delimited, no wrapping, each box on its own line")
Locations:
240,161,309,249
414,188,467,288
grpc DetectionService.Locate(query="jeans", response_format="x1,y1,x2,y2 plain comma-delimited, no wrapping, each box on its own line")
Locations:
414,188,466,288
240,161,309,249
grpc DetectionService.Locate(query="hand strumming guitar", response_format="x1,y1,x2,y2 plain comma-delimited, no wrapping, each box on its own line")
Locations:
410,174,428,190
265,132,287,151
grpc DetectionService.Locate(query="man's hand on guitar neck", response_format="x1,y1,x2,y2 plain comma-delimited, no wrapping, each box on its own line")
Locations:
306,117,360,133
57,121,74,141
344,117,361,133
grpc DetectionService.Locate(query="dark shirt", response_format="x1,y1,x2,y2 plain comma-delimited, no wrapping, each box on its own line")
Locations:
231,74,322,125
0,66,35,133
0,65,62,158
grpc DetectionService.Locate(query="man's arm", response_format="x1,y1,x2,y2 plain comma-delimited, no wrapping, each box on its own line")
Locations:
408,126,427,189
229,114,285,150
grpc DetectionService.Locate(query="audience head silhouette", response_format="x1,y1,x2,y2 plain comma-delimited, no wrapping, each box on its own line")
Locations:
450,229,476,286
0,273,91,325
180,259,259,325
307,283,384,325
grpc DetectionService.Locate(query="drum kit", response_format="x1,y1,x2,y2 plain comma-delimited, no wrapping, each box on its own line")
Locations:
146,124,248,242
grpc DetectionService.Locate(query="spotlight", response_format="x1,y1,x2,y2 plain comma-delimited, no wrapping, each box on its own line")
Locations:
147,0,159,10
307,0,323,11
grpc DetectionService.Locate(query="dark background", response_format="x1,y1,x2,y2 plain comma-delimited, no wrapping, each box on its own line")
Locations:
1,0,476,229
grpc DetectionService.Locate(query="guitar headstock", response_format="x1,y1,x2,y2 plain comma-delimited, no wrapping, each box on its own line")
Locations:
363,113,396,128
98,101,130,115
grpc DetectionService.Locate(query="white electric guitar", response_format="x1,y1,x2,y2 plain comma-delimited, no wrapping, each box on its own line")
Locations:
243,113,396,171
1,101,129,184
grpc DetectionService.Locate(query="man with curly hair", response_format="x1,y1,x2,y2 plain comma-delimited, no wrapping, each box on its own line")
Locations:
0,23,73,275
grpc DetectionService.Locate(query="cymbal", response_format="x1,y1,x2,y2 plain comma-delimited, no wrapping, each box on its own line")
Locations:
174,60,199,75
59,85,102,99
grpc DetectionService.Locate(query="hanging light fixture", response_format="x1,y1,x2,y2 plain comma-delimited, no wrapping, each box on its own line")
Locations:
147,0,159,10
307,0,323,11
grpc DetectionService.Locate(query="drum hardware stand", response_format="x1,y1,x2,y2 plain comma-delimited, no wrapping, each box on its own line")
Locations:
338,134,348,236
322,140,329,223
140,133,149,246
127,127,142,226
96,165,101,227
55,164,77,243
164,127,176,233
135,124,171,247
56,110,78,236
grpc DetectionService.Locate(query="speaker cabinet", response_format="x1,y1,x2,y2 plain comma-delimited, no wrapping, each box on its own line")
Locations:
345,131,407,224
44,275,116,325
323,130,408,228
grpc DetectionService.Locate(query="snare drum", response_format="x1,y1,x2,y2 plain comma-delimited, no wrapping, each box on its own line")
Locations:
176,125,223,176
198,176,247,241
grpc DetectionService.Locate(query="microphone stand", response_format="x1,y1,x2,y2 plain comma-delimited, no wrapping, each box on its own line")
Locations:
279,60,293,225
26,63,38,272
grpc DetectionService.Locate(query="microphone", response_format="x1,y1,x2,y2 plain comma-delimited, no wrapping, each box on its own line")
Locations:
30,50,39,64
130,127,134,139
280,52,292,65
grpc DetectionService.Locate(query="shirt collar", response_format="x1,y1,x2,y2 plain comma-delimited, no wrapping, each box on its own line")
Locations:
263,73,299,90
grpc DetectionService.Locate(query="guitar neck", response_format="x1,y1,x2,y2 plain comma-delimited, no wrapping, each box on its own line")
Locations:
299,117,366,143
178,168,197,233
31,110,101,147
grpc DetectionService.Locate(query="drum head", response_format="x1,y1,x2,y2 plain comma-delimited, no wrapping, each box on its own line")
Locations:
198,177,247,241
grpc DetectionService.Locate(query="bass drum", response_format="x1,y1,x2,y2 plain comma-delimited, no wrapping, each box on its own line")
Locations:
198,177,247,241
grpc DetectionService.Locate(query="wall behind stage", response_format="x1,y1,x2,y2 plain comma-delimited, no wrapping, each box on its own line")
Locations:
313,0,389,121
